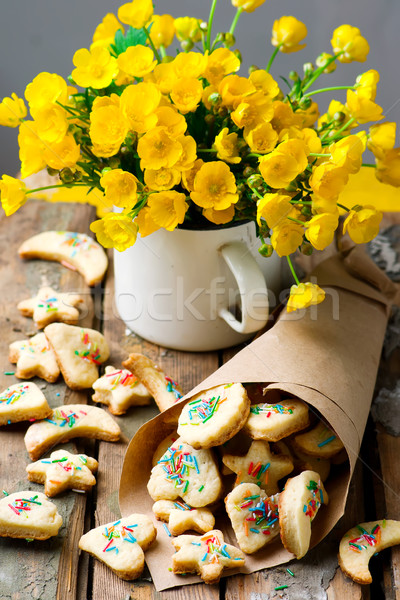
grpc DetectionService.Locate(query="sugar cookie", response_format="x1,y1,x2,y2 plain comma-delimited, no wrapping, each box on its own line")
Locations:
79,514,156,580
339,519,400,585
278,470,328,559
225,483,280,554
152,432,178,467
177,383,251,449
18,231,108,286
18,286,84,329
244,399,309,442
0,491,62,540
148,438,222,507
26,449,98,497
171,529,245,584
9,332,60,383
24,403,120,460
44,323,109,389
294,421,344,459
0,382,52,426
122,353,182,412
222,440,294,496
92,366,152,415
153,499,215,536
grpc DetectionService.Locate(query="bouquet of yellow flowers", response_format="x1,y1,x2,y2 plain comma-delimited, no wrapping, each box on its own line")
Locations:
0,0,399,311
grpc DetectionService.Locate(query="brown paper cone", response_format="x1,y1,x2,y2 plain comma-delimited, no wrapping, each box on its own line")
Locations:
119,247,393,591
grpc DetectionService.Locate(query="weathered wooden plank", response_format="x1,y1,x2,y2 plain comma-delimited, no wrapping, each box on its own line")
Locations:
0,200,95,600
90,249,220,599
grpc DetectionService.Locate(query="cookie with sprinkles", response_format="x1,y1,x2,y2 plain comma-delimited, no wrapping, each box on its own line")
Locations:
152,431,179,467
278,470,328,559
79,514,156,580
9,332,60,383
122,353,183,413
0,381,51,426
26,449,98,497
18,286,84,330
0,491,62,540
244,399,309,442
339,519,400,584
147,438,222,507
225,483,280,554
153,500,215,536
92,365,152,415
222,440,294,496
293,421,344,459
44,323,109,389
171,529,245,584
177,383,251,449
18,230,108,286
24,403,120,460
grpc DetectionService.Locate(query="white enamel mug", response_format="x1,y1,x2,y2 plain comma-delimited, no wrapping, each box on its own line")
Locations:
113,222,282,351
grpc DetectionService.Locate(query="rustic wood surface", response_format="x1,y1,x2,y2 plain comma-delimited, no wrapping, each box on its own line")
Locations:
0,200,398,600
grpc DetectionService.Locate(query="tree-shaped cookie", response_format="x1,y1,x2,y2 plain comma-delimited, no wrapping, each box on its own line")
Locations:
153,499,215,535
0,382,52,426
9,332,60,382
92,366,152,415
222,440,294,495
18,286,84,329
79,515,156,580
0,491,62,540
171,529,245,584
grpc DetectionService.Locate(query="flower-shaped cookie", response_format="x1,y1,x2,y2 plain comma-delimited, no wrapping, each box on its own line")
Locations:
18,286,84,329
9,333,60,382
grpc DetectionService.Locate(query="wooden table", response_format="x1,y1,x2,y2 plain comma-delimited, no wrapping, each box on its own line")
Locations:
1,200,399,600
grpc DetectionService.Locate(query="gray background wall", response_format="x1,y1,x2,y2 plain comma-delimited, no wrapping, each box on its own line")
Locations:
1,0,399,176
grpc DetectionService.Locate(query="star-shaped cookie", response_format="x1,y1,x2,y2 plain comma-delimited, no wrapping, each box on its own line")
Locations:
222,440,294,495
92,366,152,415
152,499,215,536
171,529,245,584
0,491,62,540
26,449,98,497
0,381,52,426
9,332,60,382
18,286,84,329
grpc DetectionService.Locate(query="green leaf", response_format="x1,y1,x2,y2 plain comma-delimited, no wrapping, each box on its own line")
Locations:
113,26,148,55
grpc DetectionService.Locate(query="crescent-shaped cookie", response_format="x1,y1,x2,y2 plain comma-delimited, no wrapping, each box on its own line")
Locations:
0,491,62,540
18,230,108,286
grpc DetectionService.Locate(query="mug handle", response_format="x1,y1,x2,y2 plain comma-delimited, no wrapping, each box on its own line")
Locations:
218,241,269,334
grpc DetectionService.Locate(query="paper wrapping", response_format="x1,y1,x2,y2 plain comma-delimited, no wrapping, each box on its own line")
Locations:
119,247,396,591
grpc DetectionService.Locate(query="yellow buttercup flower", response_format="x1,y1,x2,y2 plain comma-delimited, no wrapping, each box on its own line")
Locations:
118,0,153,29
34,105,69,144
213,128,241,164
147,190,188,231
256,193,292,228
331,25,369,63
203,205,236,224
135,206,160,237
287,282,325,313
204,48,241,86
301,127,322,154
309,162,349,200
296,101,320,128
92,13,123,48
318,99,352,132
343,205,382,243
368,122,396,157
174,17,202,43
315,52,336,73
150,15,175,49
231,92,274,130
155,106,187,138
279,139,309,172
330,134,364,174
231,0,266,12
174,135,197,171
172,52,208,79
90,212,138,252
271,222,304,256
218,75,256,109
311,194,339,216
170,78,203,114
43,133,81,170
120,82,161,133
100,169,138,209
72,47,118,89
244,122,278,154
190,161,239,210
117,46,156,78
270,101,299,132
355,69,379,101
306,213,338,250
18,122,46,178
376,148,400,187
90,104,128,157
346,90,383,124
249,70,280,100
181,158,204,192
259,139,308,188
144,167,181,191
0,175,27,216
147,62,179,94
271,16,307,54
0,94,27,128
137,126,183,170
25,72,68,114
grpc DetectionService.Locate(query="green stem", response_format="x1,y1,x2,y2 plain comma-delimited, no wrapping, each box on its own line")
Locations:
26,184,89,195
197,148,217,153
362,163,377,168
308,153,329,158
159,44,167,59
266,44,281,73
229,8,243,35
287,216,306,226
320,117,355,142
290,200,312,205
301,52,343,93
248,186,263,200
303,85,355,98
247,153,262,159
337,202,350,212
206,0,219,51
143,27,162,63
287,256,300,285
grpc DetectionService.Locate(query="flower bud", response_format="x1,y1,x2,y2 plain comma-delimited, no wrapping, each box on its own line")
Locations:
247,174,263,188
289,70,299,81
333,111,345,123
285,181,298,192
233,49,242,62
59,168,75,184
303,62,314,76
243,166,255,178
73,170,83,182
108,157,121,169
217,106,228,118
259,243,274,258
181,40,194,52
301,205,311,217
47,167,59,177
301,242,313,255
299,97,312,110
224,33,236,48
248,64,260,74
162,55,174,64
209,92,222,106
199,21,208,32
205,114,215,126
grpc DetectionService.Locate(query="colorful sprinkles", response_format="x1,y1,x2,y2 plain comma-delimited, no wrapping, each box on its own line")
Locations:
157,445,200,493
165,376,182,401
199,534,232,564
101,519,139,553
58,231,96,257
303,479,324,520
37,296,59,313
45,407,87,428
250,403,294,417
182,394,227,425
105,369,139,390
8,495,41,517
74,329,102,365
0,383,30,405
236,491,279,537
348,524,382,553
